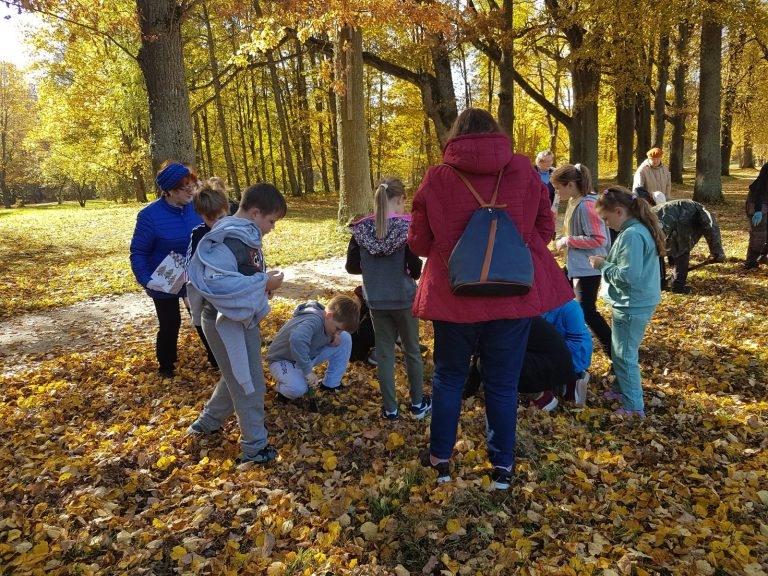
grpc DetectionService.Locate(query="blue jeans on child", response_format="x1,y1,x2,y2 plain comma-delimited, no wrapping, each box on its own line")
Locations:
268,332,352,399
430,318,532,470
611,306,655,411
193,302,269,459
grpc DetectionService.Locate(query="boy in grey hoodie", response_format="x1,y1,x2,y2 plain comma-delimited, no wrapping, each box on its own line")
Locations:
186,183,286,464
267,296,360,403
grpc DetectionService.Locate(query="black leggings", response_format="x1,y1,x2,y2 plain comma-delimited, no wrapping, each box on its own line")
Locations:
152,297,182,371
572,275,612,359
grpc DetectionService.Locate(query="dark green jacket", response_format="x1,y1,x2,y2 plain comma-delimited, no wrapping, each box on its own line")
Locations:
653,200,724,259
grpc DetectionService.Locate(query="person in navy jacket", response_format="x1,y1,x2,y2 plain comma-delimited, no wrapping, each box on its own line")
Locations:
130,161,203,378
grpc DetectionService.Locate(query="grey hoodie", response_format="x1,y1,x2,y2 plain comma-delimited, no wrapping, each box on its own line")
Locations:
266,301,332,376
187,216,270,394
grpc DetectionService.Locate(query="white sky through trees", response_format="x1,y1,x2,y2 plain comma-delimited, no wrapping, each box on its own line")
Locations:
0,5,38,68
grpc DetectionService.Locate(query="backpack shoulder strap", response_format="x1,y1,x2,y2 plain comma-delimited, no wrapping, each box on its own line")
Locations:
444,164,505,208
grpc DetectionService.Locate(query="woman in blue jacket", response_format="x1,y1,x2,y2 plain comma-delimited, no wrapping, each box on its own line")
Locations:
130,161,203,378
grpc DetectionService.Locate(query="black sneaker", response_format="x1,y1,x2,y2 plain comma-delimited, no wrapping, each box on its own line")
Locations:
491,466,513,490
319,381,342,392
367,348,378,366
158,367,175,379
670,285,691,294
381,407,399,421
276,392,293,404
410,394,432,420
240,445,278,464
419,449,450,483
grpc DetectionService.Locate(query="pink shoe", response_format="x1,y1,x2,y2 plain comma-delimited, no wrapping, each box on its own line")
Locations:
604,390,623,401
614,408,645,418
529,390,559,412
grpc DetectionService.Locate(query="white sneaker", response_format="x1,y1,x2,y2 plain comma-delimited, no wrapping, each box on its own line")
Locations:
574,371,590,407
367,348,377,366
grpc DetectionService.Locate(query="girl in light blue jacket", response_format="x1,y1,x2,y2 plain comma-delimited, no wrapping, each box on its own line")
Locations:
589,186,666,418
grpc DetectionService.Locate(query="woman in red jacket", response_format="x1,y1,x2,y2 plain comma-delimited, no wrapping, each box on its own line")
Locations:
408,108,574,489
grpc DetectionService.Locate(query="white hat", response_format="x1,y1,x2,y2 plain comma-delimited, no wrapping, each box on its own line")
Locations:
653,191,667,205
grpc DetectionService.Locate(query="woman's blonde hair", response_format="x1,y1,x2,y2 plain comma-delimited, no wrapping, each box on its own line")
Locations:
374,177,406,239
595,186,666,256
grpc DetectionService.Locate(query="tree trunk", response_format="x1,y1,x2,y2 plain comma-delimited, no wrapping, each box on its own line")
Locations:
570,63,600,182
201,110,214,177
335,24,373,224
635,43,652,166
309,50,331,193
135,0,195,171
742,133,755,169
425,34,459,148
193,112,206,176
295,40,314,195
616,91,636,187
201,3,239,195
328,80,340,192
669,21,691,184
694,17,723,203
721,31,745,176
267,51,299,195
653,33,670,148
496,0,514,141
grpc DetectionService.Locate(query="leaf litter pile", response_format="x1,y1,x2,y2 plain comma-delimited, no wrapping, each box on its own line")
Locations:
1,193,767,575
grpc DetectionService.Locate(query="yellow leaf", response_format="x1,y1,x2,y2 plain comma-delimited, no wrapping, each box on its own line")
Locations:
170,545,187,561
385,432,405,450
446,518,462,534
322,450,337,471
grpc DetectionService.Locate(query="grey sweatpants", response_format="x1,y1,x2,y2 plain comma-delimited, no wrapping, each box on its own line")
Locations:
193,302,269,458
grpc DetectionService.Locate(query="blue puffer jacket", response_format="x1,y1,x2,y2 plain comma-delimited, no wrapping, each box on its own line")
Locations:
130,197,203,299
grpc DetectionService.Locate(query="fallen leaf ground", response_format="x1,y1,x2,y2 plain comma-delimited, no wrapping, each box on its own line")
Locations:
1,176,767,575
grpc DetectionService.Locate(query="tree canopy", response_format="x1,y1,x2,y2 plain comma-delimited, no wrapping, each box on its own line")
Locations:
1,0,767,211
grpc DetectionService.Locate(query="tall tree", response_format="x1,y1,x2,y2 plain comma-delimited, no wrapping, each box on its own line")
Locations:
0,63,35,208
335,24,373,223
199,2,240,195
135,0,195,170
669,20,692,184
694,16,724,202
721,31,746,176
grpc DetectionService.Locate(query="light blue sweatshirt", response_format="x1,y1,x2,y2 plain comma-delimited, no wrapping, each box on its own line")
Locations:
598,218,661,311
186,216,270,394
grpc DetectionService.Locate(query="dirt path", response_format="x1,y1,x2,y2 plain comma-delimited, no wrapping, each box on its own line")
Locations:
0,256,358,365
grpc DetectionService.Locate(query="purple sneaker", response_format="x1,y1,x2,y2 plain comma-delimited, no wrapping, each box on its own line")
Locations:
604,390,623,401
614,408,645,418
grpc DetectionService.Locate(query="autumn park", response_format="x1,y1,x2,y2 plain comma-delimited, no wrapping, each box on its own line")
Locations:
1,0,768,575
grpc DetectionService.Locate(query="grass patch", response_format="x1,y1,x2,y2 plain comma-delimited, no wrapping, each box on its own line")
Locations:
0,195,348,318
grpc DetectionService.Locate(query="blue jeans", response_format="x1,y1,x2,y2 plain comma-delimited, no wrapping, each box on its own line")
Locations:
430,318,532,469
611,306,655,411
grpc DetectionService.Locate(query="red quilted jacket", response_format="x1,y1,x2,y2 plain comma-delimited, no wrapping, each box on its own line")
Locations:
408,132,574,322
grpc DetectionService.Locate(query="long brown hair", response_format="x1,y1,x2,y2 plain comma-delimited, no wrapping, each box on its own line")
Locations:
374,177,405,239
551,163,593,197
595,186,666,255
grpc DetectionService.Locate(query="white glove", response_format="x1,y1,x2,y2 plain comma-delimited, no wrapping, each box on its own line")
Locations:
555,237,568,250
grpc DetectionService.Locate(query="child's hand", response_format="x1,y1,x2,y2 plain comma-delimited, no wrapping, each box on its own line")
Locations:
266,270,284,295
329,333,342,347
589,256,605,269
554,237,568,250
304,372,319,389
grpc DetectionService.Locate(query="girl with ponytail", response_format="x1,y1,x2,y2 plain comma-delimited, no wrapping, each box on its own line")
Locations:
590,186,665,418
346,178,431,421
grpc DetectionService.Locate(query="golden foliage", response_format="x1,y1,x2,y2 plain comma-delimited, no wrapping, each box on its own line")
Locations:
0,175,767,574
